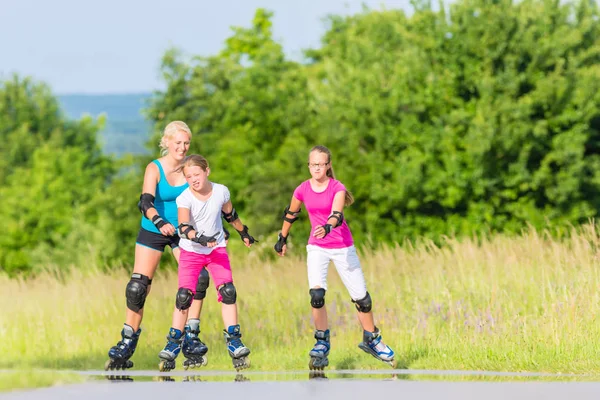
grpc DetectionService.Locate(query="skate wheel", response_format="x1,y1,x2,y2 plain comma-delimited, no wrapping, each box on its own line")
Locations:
387,359,398,368
309,356,328,370
159,360,175,372
104,359,112,371
233,357,250,371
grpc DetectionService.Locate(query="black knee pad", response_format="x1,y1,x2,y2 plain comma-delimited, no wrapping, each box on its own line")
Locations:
194,268,210,300
125,273,152,313
309,288,326,309
219,282,237,304
352,292,372,313
176,288,194,310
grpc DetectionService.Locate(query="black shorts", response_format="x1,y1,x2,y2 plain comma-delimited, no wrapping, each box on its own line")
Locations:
136,228,180,252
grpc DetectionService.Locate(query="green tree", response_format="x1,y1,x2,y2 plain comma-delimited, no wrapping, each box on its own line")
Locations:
146,9,314,236
306,0,600,241
0,76,116,274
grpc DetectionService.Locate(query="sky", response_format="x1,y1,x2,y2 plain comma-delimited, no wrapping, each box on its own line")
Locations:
0,0,412,95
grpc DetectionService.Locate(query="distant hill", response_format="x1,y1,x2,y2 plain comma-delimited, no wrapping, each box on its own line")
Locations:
58,93,153,155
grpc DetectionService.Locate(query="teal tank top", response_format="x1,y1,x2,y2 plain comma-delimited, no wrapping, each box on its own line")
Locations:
140,160,189,234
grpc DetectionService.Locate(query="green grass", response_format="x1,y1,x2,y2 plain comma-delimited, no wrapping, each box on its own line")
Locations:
0,370,84,391
3,224,600,382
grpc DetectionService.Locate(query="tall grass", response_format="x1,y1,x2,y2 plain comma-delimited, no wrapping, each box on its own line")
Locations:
3,225,600,373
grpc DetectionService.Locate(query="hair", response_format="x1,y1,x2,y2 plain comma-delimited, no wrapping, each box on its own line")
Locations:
178,154,209,174
159,121,192,156
309,145,354,206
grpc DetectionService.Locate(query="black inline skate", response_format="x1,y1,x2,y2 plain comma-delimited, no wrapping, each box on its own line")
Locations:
358,327,397,368
105,324,141,371
308,329,330,371
182,319,208,370
158,327,183,372
224,324,251,371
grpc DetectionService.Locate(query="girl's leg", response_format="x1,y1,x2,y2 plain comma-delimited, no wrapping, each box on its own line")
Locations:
306,246,332,369
171,249,205,331
222,303,238,328
307,245,331,330
331,246,375,331
204,248,237,327
125,244,163,331
158,249,206,371
173,248,206,323
206,248,250,369
333,246,395,364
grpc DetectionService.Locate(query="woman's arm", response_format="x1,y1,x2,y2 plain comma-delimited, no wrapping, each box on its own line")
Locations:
138,163,175,236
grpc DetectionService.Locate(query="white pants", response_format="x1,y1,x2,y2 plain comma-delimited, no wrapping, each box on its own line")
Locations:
306,244,367,301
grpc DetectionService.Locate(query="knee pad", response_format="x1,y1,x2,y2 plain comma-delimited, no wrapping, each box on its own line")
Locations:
194,268,210,300
176,288,194,310
125,273,152,313
219,282,237,305
309,288,326,309
352,292,372,313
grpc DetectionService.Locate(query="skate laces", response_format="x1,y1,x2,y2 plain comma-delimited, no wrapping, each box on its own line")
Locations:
165,339,180,353
370,336,390,354
229,336,243,349
117,337,132,350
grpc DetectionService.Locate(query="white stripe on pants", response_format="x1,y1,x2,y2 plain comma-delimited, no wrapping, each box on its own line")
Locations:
306,244,367,301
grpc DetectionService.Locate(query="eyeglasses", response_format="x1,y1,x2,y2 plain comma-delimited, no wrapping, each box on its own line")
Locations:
308,162,329,169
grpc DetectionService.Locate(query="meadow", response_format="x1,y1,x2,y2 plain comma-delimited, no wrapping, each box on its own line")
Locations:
3,225,600,376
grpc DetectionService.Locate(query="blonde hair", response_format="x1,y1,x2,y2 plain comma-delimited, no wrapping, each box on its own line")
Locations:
159,121,192,156
310,145,355,206
178,154,209,174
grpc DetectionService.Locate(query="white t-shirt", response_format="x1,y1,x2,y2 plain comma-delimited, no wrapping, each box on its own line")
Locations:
176,182,230,255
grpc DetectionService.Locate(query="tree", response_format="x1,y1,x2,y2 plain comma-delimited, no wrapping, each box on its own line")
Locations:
0,76,116,274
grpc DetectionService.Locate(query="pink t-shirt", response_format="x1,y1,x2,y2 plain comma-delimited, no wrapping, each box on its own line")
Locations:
293,178,354,249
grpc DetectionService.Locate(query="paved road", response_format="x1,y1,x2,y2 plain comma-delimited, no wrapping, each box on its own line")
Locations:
3,370,600,400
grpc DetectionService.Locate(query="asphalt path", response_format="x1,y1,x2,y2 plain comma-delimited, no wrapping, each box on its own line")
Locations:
3,369,600,400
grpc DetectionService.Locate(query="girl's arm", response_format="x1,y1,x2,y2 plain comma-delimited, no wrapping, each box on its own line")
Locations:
177,207,219,248
281,196,303,238
222,201,257,248
313,191,345,239
274,195,303,256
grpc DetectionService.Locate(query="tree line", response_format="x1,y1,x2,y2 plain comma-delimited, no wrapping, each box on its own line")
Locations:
2,0,600,275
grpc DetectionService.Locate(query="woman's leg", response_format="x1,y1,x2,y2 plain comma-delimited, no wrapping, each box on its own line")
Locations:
125,244,163,331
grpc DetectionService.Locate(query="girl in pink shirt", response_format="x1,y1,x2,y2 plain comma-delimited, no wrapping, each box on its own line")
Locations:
274,145,396,371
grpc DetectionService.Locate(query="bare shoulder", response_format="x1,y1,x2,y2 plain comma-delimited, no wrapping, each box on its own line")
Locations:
143,161,160,183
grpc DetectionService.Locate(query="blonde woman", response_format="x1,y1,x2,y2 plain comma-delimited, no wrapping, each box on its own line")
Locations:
106,122,211,370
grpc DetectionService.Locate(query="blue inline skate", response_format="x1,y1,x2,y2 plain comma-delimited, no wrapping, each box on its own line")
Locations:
224,324,251,371
158,328,183,372
182,319,208,370
105,324,141,371
358,327,397,367
308,329,330,370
